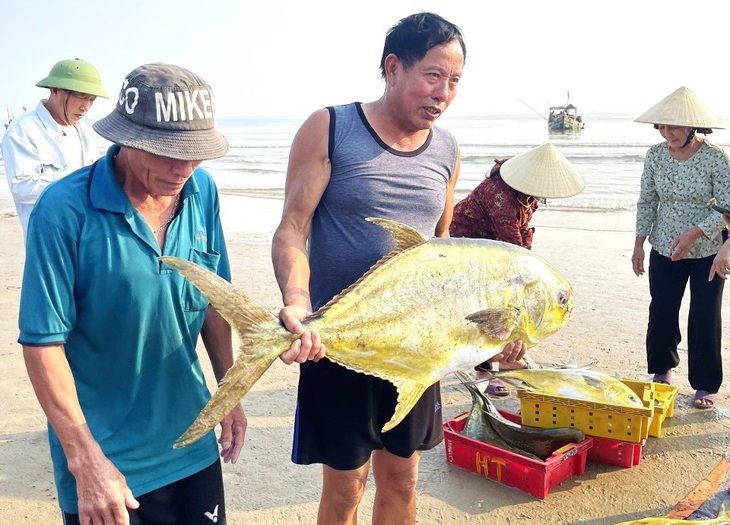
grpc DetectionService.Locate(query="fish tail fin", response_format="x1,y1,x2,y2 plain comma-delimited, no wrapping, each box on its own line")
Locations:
160,256,287,448
453,370,483,405
381,381,430,433
175,346,280,448
453,370,476,390
454,370,502,418
160,256,278,330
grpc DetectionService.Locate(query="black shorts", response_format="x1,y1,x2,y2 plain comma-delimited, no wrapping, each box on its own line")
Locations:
62,459,226,525
292,358,443,470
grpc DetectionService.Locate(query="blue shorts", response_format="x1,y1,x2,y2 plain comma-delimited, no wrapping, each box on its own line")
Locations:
292,358,443,470
62,459,225,525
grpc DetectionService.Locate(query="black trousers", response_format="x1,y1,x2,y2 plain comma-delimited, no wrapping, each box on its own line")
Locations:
62,459,226,525
647,249,724,393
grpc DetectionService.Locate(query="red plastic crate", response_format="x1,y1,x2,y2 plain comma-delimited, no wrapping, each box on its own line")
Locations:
443,411,593,499
586,435,644,468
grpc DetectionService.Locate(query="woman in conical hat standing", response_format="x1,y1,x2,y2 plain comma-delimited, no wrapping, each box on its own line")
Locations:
450,142,584,393
632,86,730,409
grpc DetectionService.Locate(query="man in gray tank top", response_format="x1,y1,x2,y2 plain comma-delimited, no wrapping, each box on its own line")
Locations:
271,12,526,524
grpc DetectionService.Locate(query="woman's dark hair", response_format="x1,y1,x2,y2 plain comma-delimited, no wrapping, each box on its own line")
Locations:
487,158,508,178
379,12,466,79
653,123,713,135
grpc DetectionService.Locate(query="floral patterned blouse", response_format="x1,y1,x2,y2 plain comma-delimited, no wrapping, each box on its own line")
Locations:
449,160,538,248
636,140,730,259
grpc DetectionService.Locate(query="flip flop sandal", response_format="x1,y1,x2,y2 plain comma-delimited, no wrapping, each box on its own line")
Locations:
693,390,717,410
652,371,672,385
484,378,510,397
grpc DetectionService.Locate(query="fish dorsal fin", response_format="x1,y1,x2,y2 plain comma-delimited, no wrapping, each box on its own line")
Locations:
313,217,429,318
583,374,610,389
466,307,521,340
366,217,429,253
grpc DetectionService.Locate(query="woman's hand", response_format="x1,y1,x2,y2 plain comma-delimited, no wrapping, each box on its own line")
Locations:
709,240,730,280
670,227,702,261
631,246,645,276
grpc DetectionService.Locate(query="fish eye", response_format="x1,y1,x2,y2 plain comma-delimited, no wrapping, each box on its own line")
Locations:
558,291,569,306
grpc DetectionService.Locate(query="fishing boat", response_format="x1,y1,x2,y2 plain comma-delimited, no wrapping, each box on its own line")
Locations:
548,104,583,132
548,92,584,132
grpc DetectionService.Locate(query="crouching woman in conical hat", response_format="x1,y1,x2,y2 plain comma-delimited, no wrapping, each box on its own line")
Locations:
449,142,584,247
631,86,730,410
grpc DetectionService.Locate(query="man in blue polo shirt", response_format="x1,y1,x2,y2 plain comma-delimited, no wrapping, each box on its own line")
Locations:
19,63,246,525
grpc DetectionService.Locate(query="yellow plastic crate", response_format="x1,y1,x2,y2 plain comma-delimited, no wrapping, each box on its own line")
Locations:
621,379,655,405
621,379,678,437
517,391,653,443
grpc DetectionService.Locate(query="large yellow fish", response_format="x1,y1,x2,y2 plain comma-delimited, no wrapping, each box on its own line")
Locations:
163,218,574,447
490,368,645,408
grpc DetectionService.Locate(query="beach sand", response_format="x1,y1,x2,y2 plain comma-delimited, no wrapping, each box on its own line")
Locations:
1,193,729,524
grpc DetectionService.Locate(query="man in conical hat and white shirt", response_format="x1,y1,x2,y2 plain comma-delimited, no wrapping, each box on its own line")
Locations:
631,86,730,410
450,142,584,393
2,58,108,240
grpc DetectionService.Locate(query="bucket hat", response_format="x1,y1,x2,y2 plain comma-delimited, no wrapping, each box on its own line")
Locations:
36,58,108,98
93,63,229,161
500,143,584,198
634,86,724,129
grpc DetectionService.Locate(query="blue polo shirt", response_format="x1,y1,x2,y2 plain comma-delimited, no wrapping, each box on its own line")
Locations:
19,145,231,513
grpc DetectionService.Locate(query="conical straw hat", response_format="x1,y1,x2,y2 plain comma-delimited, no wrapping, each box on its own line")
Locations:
500,143,584,198
634,86,725,129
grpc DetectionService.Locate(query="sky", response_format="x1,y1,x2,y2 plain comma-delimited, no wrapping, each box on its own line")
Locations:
2,0,730,121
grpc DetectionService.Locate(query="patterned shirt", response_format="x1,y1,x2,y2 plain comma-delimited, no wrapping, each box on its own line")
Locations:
636,140,730,258
449,163,538,248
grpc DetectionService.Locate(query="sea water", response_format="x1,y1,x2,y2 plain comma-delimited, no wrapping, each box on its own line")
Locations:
3,112,730,218
206,112,730,211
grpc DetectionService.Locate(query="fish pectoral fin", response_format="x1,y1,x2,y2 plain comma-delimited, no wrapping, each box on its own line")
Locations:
381,380,431,433
466,307,521,340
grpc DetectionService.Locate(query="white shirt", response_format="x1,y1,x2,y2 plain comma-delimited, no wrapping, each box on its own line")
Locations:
1,100,101,238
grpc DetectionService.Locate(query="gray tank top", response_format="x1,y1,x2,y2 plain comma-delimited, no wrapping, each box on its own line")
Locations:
309,102,458,309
